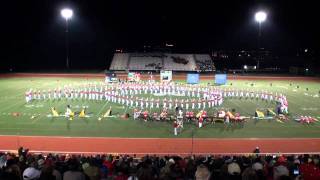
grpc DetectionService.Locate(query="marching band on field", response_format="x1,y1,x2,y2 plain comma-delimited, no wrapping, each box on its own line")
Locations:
25,81,288,112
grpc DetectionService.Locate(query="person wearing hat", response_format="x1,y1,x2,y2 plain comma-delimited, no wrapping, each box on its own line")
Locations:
23,167,41,180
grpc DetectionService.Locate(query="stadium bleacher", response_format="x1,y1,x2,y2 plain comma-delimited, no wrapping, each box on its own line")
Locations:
1,148,319,179
109,53,130,70
128,53,163,70
162,54,197,71
110,53,212,71
195,54,215,72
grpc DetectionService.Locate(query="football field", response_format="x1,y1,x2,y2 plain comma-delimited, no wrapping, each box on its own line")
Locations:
0,74,319,139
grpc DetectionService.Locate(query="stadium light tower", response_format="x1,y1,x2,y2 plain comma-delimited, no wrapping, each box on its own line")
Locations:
61,8,73,69
255,11,267,37
254,11,267,69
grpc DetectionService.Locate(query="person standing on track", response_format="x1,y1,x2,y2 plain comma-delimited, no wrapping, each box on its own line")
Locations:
173,120,178,136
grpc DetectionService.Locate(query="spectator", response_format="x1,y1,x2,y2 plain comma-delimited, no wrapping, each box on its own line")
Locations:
273,164,289,180
23,167,41,180
82,158,100,180
39,165,55,180
228,162,241,175
195,164,210,180
299,155,320,180
253,147,260,154
242,167,258,180
63,158,86,180
1,148,320,180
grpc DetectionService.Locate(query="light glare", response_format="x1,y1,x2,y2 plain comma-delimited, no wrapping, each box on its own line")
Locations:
255,11,267,23
61,8,73,20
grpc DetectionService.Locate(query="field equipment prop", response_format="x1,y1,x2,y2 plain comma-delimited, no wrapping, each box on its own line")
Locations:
231,112,249,123
196,110,208,127
160,70,172,83
212,110,226,123
294,116,318,124
215,74,227,85
105,71,118,83
79,107,90,118
187,73,200,84
160,108,169,121
212,110,249,123
254,108,287,123
185,111,195,122
65,106,74,121
152,112,160,121
98,107,114,121
142,110,149,122
51,107,59,117
103,107,113,117
133,109,142,120
253,109,272,120
128,72,141,82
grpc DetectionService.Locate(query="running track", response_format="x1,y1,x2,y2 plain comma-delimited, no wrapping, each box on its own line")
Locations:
1,136,320,155
0,73,320,154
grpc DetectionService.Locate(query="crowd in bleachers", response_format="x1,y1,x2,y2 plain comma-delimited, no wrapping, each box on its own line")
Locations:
194,54,215,72
1,147,320,180
128,56,162,70
171,56,189,65
163,54,196,71
195,60,213,71
110,53,206,71
145,63,162,70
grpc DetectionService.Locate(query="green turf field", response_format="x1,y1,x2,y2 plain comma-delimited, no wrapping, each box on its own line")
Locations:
0,77,319,138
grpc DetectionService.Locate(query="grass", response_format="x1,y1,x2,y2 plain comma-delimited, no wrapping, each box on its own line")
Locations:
0,77,319,138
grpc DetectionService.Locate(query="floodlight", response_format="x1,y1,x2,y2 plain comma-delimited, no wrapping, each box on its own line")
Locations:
244,65,248,70
60,8,73,69
255,11,267,23
61,8,73,20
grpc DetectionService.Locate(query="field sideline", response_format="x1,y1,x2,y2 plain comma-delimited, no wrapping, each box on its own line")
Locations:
0,73,320,154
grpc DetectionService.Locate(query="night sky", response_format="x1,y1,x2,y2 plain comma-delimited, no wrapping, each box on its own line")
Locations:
1,0,319,71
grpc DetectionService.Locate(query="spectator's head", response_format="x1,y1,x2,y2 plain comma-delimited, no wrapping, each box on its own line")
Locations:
6,158,17,168
294,158,300,165
5,164,22,180
39,165,54,179
23,167,40,180
228,162,241,175
37,158,45,169
313,156,319,165
252,162,263,171
67,158,80,171
168,158,175,164
242,167,258,180
273,165,289,180
277,156,286,164
0,154,7,168
195,164,210,180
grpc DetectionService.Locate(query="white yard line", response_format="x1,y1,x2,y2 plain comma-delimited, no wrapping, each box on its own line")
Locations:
96,101,109,117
